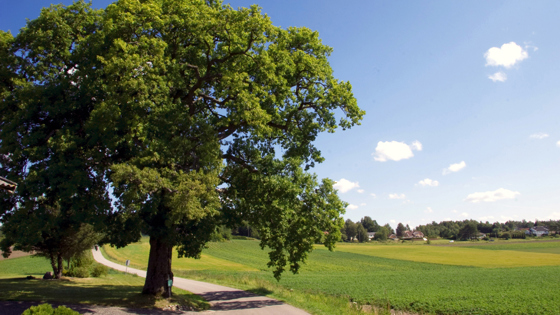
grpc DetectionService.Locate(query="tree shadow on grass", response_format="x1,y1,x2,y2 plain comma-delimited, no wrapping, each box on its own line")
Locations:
0,277,194,314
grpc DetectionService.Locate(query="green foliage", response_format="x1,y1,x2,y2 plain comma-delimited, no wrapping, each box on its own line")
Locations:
64,251,94,278
343,219,357,241
0,0,362,288
210,226,232,242
356,224,368,243
373,227,388,241
22,304,79,315
360,216,380,232
457,222,478,240
90,264,109,278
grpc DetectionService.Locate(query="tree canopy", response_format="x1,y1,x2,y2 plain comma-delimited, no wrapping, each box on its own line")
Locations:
0,0,363,295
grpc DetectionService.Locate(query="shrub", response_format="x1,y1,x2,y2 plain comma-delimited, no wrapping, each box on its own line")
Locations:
22,303,79,315
90,264,109,277
66,266,90,278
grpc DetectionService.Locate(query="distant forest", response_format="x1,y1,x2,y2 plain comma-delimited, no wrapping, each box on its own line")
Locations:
416,219,560,239
341,217,560,242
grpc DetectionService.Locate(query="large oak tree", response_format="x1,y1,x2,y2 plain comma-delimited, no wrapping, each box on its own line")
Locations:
0,0,364,295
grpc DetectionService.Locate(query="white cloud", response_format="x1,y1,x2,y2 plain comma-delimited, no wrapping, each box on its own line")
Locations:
418,178,439,187
390,219,396,224
452,210,458,213
425,207,433,213
411,141,423,151
357,189,364,193
360,203,366,206
333,178,359,193
530,133,549,139
488,71,507,82
389,193,406,199
443,161,466,175
485,42,528,68
370,193,377,198
465,188,520,203
347,204,359,210
373,141,422,162
460,212,469,218
556,140,560,147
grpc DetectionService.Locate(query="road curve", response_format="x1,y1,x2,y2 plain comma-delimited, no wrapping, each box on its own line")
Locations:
92,248,309,315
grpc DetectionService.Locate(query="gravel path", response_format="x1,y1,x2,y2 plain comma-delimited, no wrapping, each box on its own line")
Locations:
92,248,309,315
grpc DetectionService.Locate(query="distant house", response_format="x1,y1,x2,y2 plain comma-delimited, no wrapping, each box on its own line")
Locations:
388,234,399,240
367,232,376,240
402,230,414,239
476,233,486,239
527,226,549,237
402,230,424,240
0,176,17,194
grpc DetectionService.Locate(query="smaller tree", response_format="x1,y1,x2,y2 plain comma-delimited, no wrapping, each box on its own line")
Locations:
360,216,380,232
457,222,478,241
344,219,357,241
356,223,368,242
0,201,102,279
396,223,407,237
374,226,388,241
384,223,395,235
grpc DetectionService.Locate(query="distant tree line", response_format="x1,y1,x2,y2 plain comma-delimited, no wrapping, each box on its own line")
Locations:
415,219,560,240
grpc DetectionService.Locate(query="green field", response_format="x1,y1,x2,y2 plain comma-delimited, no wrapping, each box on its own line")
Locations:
0,254,209,310
102,239,560,314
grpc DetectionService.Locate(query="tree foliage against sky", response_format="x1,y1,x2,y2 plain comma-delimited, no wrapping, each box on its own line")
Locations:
0,0,363,295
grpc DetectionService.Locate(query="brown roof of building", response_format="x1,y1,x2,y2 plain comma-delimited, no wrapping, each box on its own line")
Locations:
0,176,17,193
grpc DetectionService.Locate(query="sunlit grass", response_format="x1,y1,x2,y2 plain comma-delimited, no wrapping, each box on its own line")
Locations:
333,242,560,267
102,237,257,272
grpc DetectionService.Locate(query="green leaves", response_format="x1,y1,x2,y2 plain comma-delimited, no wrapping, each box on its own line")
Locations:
1,0,363,281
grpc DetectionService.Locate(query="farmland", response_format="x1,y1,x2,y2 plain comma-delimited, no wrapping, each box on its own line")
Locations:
103,239,560,314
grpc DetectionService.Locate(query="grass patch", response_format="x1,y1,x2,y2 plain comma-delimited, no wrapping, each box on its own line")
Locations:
0,255,210,311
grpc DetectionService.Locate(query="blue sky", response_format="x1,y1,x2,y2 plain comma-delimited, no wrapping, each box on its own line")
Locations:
3,1,559,230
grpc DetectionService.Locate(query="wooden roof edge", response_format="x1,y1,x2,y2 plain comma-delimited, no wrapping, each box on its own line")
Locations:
0,176,17,186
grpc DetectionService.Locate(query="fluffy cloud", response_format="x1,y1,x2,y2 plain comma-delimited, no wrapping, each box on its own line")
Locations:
357,189,364,193
460,212,469,217
411,141,422,151
530,133,549,139
488,72,507,82
389,193,406,199
347,204,359,210
425,207,433,213
418,178,439,187
360,203,366,206
443,161,466,175
370,193,377,198
333,178,359,193
465,188,520,203
557,140,560,147
485,42,529,68
373,140,422,162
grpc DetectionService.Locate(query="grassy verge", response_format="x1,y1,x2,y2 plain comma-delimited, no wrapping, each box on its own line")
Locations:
0,254,210,311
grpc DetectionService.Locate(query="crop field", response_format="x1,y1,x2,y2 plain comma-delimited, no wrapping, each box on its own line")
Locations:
103,239,560,314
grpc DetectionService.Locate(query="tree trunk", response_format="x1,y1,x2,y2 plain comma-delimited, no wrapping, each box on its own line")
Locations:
49,254,57,278
55,253,63,279
142,235,173,296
